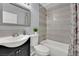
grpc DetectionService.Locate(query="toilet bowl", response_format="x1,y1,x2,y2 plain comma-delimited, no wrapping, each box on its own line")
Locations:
34,45,50,56
30,34,50,56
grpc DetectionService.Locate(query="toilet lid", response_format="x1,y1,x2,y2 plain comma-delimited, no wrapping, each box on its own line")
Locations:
34,45,49,53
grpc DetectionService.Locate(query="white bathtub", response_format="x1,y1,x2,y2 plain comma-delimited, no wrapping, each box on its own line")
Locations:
40,39,69,56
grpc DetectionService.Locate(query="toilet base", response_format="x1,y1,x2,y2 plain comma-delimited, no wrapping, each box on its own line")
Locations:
31,47,50,56
34,45,50,56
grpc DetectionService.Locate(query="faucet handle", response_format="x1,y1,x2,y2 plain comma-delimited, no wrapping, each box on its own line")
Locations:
23,30,26,35
12,33,19,37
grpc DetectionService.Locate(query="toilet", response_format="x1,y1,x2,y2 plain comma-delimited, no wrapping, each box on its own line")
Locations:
34,45,49,56
30,34,50,56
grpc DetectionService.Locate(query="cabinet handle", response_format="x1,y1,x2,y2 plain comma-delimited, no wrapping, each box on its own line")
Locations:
16,49,21,54
18,50,21,52
16,51,19,54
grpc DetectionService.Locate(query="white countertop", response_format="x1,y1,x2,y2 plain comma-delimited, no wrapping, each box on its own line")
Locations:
0,34,30,47
0,34,37,47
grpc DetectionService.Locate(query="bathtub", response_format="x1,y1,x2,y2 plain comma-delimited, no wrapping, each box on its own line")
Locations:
40,39,69,56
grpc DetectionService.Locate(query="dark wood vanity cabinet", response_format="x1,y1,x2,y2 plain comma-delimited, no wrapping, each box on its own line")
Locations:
0,38,30,56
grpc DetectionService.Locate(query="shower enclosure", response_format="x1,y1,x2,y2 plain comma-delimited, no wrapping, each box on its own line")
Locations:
30,3,79,56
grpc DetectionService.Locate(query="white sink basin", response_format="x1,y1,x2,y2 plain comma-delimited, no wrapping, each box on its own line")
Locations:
0,35,30,48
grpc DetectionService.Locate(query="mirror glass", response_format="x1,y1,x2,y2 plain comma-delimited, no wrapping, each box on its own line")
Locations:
2,3,31,26
3,11,17,24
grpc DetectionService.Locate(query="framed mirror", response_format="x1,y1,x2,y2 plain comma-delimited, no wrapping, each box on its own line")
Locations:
1,3,31,26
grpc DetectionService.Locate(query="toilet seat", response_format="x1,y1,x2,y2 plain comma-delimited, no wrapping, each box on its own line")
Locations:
34,45,49,56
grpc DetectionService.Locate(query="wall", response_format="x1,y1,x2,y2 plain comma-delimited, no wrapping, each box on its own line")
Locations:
0,24,31,37
0,3,46,44
39,4,47,42
0,3,32,37
30,3,39,34
0,3,40,39
31,4,47,43
47,4,72,44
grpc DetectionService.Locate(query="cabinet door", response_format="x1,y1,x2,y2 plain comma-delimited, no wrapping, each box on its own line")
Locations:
14,48,28,56
19,45,29,56
9,51,16,56
19,39,30,56
10,39,30,56
18,39,30,56
9,47,28,56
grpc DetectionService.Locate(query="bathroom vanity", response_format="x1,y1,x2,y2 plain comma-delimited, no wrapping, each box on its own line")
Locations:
0,3,31,56
0,34,30,56
0,38,30,56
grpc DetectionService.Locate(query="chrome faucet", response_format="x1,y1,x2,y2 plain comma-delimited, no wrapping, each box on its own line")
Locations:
12,33,19,37
23,30,26,35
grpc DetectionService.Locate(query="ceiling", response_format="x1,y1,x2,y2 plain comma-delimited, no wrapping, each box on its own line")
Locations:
41,3,61,10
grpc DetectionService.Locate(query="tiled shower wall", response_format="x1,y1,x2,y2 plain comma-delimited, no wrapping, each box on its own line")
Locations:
47,3,72,44
39,4,47,42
